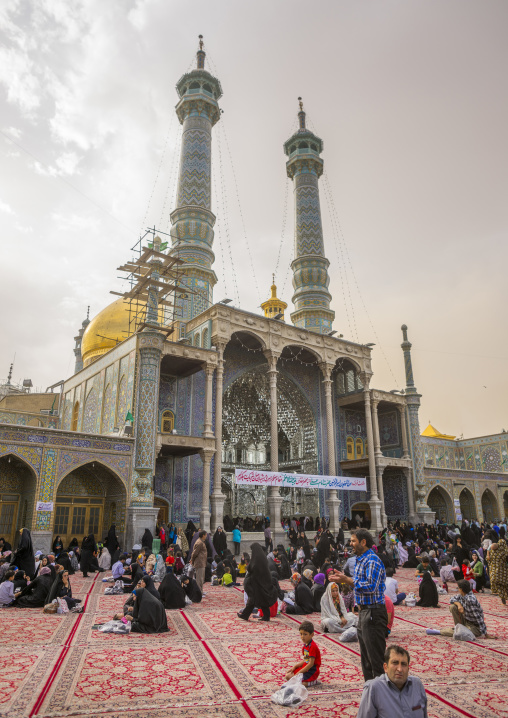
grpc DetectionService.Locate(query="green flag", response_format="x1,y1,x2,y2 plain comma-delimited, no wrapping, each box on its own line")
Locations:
125,410,134,423
148,241,153,249
160,241,168,250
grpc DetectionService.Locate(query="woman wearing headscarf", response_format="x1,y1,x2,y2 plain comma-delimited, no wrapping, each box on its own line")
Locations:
68,551,80,573
181,574,202,603
487,539,508,605
416,571,439,607
471,550,485,592
98,546,111,570
320,582,357,633
80,534,97,577
129,587,168,633
158,571,186,609
47,569,82,611
57,551,74,575
311,573,326,612
13,569,28,592
141,528,153,552
122,557,144,593
176,528,189,556
14,566,52,607
315,534,330,568
185,520,197,548
213,526,228,558
139,574,160,600
283,572,315,615
52,535,64,556
237,542,278,622
154,554,166,583
104,525,120,564
67,537,79,554
10,528,35,579
276,544,291,579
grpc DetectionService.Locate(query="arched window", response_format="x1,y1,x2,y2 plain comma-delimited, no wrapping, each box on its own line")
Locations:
346,437,354,460
109,502,117,526
190,81,200,90
203,83,212,93
161,410,175,433
355,438,364,458
71,402,79,431
194,333,201,347
202,328,209,348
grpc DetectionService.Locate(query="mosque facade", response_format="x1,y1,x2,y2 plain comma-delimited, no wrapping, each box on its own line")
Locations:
0,41,507,552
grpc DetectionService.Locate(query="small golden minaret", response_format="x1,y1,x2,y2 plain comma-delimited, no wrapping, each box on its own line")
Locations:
261,275,288,322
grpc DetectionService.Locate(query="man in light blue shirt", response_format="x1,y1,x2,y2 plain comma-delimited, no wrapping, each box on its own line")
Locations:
357,645,428,718
112,554,127,580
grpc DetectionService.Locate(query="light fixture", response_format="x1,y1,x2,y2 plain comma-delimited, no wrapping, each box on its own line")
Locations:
365,343,376,347
327,330,337,336
219,298,232,305
274,313,283,320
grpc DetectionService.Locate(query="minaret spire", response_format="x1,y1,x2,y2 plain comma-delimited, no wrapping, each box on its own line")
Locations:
284,99,334,334
73,308,91,374
169,36,222,323
400,324,434,521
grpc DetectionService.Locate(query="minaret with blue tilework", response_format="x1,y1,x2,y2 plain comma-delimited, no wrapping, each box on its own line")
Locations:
284,99,335,334
170,36,221,322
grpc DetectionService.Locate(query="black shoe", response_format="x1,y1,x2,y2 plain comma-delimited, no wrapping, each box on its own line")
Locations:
258,616,270,622
237,611,249,621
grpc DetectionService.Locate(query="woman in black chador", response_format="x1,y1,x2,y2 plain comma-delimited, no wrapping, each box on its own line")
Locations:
237,542,278,622
141,528,153,552
158,572,186,609
14,566,52,607
104,525,120,564
130,587,168,633
10,528,35,579
80,534,97,577
213,526,228,558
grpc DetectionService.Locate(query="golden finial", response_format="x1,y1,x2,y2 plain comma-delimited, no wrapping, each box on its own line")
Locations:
199,34,204,51
272,272,275,284
298,96,303,112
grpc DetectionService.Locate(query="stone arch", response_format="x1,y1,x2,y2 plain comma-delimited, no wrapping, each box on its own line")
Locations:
202,328,209,349
154,496,170,525
222,363,319,517
0,453,38,546
427,484,454,524
228,330,268,352
481,488,499,523
336,358,364,396
71,401,79,431
54,460,127,546
279,343,324,365
193,333,201,347
459,486,477,521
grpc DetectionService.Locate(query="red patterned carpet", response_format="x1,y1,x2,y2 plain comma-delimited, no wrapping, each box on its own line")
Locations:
1,568,508,718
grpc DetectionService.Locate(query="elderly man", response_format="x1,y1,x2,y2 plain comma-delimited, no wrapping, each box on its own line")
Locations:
357,645,428,718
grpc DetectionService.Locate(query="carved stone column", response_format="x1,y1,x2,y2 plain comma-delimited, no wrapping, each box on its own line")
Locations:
203,363,215,438
319,362,341,532
264,350,283,541
371,396,386,525
398,404,418,523
199,448,215,531
361,374,382,531
211,342,226,531
398,404,411,460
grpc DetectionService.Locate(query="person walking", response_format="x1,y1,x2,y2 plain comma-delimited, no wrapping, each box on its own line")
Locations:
190,530,208,594
232,525,242,556
329,528,387,681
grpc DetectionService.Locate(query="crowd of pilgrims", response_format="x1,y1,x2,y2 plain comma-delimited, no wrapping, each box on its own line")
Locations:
0,517,507,634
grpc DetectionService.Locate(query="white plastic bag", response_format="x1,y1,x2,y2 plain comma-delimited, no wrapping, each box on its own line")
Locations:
453,624,476,642
98,619,132,634
271,674,308,707
339,626,358,642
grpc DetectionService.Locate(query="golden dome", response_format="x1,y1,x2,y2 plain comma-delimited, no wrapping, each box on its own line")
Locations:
261,276,288,322
81,297,134,368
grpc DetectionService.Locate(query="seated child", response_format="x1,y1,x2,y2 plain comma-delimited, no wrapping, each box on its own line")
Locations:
285,620,321,687
238,554,248,577
461,560,476,591
220,565,239,587
165,547,175,573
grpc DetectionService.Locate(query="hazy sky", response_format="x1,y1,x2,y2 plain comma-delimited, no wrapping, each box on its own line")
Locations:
1,0,507,438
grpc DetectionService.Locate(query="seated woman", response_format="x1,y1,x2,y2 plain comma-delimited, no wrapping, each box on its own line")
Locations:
181,574,202,603
13,569,28,592
283,573,315,615
311,573,326,612
47,569,82,612
125,587,169,633
56,552,74,575
141,575,160,600
14,566,53,607
121,558,144,593
320,582,357,633
98,546,111,571
158,571,186,609
416,571,439,607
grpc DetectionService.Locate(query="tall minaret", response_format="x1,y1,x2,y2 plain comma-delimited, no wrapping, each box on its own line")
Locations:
73,307,90,374
170,36,222,322
401,324,434,521
284,98,334,334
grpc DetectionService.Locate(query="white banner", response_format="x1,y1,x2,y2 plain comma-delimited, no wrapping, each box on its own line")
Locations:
36,501,54,512
235,468,367,491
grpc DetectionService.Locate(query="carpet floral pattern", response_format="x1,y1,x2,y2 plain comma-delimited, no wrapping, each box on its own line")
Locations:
1,567,508,718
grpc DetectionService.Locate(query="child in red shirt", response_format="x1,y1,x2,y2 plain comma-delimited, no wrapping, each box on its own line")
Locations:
165,547,175,572
285,620,321,686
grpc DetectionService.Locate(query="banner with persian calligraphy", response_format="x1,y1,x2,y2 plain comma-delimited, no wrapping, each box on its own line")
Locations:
235,469,367,491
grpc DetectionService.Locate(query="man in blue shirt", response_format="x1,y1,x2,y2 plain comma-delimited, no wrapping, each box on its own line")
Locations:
112,554,127,580
329,528,387,681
